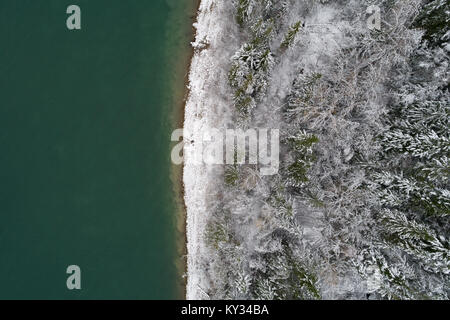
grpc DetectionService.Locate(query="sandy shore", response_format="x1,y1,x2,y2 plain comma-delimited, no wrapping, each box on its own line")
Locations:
165,0,201,300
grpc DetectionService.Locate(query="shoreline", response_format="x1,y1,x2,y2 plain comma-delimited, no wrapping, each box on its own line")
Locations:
176,0,202,300
167,0,201,300
183,0,211,299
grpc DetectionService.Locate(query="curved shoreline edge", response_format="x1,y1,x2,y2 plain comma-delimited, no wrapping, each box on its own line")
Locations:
168,1,203,300
164,0,201,299
183,0,211,300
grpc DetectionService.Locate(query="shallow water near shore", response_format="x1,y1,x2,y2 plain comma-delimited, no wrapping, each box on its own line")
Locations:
0,0,196,299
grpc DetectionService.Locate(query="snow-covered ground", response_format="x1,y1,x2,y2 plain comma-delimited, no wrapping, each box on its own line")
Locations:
183,0,240,300
183,0,357,300
183,0,449,300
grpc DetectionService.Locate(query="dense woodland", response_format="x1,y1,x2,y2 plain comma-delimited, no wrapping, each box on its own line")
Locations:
201,0,449,299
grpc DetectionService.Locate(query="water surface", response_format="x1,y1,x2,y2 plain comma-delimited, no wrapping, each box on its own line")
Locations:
0,0,195,299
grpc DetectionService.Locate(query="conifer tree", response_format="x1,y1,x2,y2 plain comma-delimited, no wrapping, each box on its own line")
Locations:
281,21,303,49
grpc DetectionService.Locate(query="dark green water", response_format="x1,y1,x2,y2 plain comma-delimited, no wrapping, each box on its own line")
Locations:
0,0,196,299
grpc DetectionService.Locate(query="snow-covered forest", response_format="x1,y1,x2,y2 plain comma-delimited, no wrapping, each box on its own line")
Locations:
184,0,449,300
